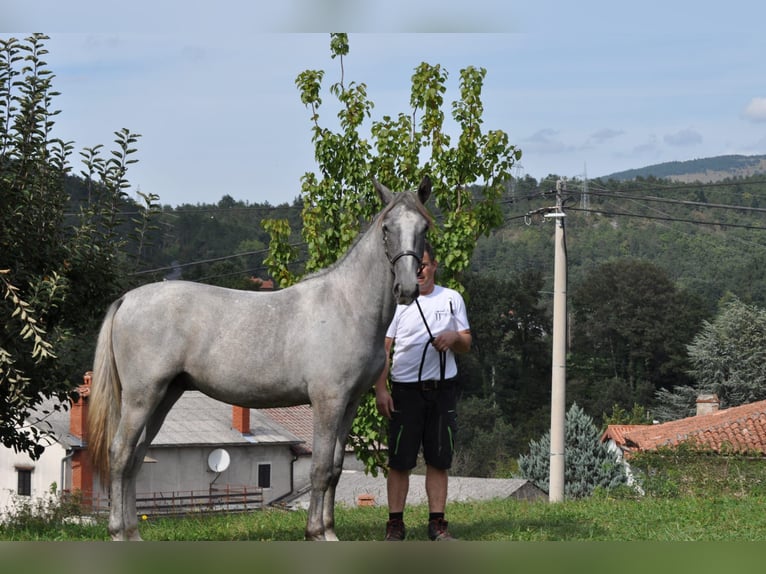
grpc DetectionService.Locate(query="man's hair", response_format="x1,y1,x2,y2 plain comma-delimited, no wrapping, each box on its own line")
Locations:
424,240,436,263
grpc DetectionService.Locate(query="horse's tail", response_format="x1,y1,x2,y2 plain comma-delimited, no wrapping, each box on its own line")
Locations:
88,297,124,481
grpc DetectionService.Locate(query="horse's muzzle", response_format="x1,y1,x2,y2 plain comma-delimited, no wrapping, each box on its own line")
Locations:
394,283,419,305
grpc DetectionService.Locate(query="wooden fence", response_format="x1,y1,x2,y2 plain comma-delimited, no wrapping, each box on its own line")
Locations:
70,485,264,517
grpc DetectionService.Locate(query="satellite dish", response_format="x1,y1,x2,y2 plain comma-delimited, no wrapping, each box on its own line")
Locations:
207,448,230,472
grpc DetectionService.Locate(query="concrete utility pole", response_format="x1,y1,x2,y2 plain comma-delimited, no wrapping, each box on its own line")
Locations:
546,179,568,503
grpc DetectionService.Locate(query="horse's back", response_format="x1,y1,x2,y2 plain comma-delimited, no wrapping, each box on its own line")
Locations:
109,280,382,408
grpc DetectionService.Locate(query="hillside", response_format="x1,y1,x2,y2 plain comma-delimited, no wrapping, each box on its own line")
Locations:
602,154,766,183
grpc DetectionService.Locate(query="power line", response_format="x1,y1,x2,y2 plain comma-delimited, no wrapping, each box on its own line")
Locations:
588,177,766,195
583,188,766,214
130,243,306,276
566,206,766,230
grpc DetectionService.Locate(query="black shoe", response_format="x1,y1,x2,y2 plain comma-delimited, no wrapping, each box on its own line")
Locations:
428,518,457,541
385,518,406,541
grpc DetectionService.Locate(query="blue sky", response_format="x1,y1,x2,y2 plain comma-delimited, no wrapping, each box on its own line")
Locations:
3,1,765,206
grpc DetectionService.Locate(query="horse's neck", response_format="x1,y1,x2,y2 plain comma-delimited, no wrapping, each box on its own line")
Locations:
337,224,397,320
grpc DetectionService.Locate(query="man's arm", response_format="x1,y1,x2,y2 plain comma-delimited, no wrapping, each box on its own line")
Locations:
432,329,471,354
374,337,395,419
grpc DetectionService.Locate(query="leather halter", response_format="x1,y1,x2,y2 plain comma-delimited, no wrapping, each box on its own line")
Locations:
383,227,422,272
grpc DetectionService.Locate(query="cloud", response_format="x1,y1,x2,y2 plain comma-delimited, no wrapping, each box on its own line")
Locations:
663,128,703,147
632,135,660,157
743,97,766,122
586,128,624,145
523,128,574,154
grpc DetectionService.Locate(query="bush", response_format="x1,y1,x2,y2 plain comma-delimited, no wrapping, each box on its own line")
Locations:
0,488,103,540
628,442,766,498
518,403,626,498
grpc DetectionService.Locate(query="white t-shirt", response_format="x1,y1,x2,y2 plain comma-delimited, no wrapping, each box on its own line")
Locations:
386,285,470,382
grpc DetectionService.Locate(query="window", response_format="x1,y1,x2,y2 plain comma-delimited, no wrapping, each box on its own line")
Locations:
17,468,32,496
257,463,271,488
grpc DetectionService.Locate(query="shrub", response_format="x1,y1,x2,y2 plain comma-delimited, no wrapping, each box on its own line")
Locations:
518,403,626,498
627,442,766,498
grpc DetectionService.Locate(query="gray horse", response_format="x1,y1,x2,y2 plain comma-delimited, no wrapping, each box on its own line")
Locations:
87,177,432,541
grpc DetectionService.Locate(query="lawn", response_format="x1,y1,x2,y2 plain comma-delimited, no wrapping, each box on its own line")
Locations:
5,495,766,574
3,494,766,542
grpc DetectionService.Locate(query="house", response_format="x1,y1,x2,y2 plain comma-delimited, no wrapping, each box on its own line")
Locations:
261,404,366,499
601,394,766,491
0,372,320,516
602,394,766,457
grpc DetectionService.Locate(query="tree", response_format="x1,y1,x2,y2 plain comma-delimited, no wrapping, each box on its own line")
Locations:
451,395,514,477
461,271,552,456
1,34,147,457
568,258,705,415
263,33,521,473
518,403,626,498
654,297,766,421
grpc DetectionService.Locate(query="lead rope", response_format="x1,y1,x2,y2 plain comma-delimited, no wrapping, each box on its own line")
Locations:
414,298,446,385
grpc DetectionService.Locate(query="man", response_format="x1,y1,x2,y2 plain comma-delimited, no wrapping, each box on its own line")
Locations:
374,241,472,541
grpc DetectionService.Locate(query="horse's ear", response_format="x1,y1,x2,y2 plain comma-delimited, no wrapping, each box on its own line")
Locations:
417,176,432,205
372,177,394,205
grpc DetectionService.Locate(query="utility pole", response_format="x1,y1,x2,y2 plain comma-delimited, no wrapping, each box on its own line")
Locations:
580,163,590,213
546,178,568,502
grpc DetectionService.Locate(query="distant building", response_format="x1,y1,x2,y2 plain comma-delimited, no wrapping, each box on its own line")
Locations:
0,373,323,516
602,395,766,492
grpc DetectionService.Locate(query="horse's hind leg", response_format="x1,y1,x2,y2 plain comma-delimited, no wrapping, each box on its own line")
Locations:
108,382,184,541
108,407,148,541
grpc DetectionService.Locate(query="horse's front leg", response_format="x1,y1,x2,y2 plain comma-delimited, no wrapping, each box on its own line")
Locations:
305,400,345,541
305,447,334,540
321,395,364,539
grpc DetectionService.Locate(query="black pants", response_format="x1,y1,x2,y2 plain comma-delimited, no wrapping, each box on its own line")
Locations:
387,381,458,470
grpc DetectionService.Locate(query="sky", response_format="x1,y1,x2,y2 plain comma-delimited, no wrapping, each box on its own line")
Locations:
3,1,766,207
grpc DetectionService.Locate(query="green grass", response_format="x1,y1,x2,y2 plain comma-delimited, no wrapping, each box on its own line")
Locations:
4,494,766,541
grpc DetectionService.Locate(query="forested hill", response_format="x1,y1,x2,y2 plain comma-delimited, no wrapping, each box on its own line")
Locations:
603,154,766,183
471,170,766,314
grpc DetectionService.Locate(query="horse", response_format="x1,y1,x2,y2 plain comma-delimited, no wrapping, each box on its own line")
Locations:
87,177,432,541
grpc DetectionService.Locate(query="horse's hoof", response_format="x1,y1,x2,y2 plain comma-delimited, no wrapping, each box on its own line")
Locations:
109,530,144,541
304,530,339,541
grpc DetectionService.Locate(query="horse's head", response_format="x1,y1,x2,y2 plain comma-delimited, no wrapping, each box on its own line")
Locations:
373,176,432,305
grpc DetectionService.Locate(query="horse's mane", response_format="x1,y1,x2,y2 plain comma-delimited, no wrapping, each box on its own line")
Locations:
298,190,431,284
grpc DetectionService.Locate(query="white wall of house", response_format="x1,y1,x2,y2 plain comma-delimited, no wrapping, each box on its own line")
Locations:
138,443,296,504
0,441,67,516
292,452,364,494
604,438,644,495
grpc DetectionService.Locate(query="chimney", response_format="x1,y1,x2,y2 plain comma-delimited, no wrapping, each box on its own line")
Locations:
696,394,720,416
70,371,92,440
71,372,94,506
232,405,251,434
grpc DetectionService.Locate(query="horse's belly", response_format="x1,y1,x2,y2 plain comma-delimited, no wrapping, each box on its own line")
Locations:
182,364,310,409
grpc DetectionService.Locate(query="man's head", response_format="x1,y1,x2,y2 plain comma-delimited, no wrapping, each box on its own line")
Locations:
417,241,437,295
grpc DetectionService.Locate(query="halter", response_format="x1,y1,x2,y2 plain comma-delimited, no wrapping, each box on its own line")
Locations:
383,227,422,272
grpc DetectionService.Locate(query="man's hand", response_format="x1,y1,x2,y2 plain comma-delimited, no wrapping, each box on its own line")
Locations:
375,387,395,419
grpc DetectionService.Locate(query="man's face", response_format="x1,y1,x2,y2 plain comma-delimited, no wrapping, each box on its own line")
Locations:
417,253,437,295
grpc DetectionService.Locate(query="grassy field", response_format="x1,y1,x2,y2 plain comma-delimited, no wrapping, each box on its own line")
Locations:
5,494,766,574
3,493,766,542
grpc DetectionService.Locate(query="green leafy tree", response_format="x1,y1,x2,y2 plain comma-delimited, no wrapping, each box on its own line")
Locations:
264,33,521,473
1,34,147,457
654,297,766,421
518,403,626,498
452,395,514,477
602,402,653,427
569,258,705,415
461,270,552,456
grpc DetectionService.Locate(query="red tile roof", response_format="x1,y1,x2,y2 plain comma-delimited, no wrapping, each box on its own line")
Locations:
258,404,371,457
602,399,766,456
260,404,314,455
